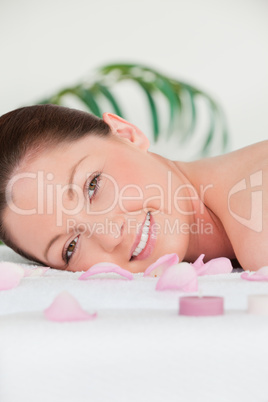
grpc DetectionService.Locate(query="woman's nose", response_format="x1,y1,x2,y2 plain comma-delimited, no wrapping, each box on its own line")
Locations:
79,215,125,253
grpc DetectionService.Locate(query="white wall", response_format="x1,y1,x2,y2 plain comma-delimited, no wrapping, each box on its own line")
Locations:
1,0,267,156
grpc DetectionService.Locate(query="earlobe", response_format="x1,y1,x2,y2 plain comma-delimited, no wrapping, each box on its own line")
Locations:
103,112,150,151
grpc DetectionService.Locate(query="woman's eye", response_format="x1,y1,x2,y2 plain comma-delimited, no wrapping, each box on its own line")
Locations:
65,236,79,263
87,174,101,200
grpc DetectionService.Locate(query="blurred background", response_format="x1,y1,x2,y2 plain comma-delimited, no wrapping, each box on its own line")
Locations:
1,0,267,159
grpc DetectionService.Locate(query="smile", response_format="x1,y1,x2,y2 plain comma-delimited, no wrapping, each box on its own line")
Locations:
130,212,156,261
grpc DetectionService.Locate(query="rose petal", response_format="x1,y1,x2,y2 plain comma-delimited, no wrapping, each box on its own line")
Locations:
79,262,133,280
156,262,198,292
44,291,97,322
197,257,233,276
23,266,50,277
241,266,268,281
0,262,24,290
144,253,179,277
257,266,268,276
192,254,205,271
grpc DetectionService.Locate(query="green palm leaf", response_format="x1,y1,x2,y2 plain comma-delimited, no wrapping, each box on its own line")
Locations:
100,63,180,137
154,74,180,136
92,83,124,117
73,88,102,117
39,62,229,157
135,79,159,141
202,100,216,155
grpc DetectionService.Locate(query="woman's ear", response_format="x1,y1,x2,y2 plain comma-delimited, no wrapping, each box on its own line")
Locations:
103,113,150,151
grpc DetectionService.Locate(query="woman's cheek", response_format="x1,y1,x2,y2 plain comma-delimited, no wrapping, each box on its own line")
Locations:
116,185,144,215
142,185,166,214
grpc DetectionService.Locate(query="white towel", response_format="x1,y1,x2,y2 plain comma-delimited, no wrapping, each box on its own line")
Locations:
0,244,34,264
0,245,268,402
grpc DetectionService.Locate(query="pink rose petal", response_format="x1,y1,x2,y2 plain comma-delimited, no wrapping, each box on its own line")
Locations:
79,262,133,280
23,266,50,277
144,253,179,277
0,262,24,290
198,257,233,276
192,254,205,271
192,255,233,276
44,291,97,322
156,262,198,292
241,266,268,281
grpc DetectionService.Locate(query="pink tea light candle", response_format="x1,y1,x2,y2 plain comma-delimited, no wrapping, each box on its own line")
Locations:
248,295,268,315
179,296,224,317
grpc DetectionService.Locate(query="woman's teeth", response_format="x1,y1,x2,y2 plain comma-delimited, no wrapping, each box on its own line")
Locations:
132,213,151,258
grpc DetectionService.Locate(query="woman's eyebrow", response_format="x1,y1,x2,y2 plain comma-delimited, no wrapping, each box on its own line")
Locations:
67,155,88,200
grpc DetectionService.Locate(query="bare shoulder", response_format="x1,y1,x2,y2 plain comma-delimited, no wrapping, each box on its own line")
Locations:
182,140,268,270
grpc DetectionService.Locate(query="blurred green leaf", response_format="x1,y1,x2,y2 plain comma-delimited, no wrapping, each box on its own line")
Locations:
92,83,124,117
202,100,216,155
38,62,229,157
74,88,102,117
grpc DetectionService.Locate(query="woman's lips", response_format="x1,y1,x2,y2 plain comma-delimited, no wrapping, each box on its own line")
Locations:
129,213,157,261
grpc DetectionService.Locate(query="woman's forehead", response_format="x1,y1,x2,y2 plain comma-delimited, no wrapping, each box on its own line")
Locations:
9,134,132,205
19,135,108,173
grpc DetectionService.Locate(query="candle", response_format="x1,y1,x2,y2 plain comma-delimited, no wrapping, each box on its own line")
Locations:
179,296,224,316
248,294,268,315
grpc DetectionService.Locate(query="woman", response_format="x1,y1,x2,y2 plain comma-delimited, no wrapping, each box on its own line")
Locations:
0,105,267,272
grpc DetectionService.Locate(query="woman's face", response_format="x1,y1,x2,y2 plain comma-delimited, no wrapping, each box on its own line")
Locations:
4,117,191,272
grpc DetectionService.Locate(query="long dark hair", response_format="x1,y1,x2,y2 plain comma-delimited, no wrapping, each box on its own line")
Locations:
0,104,110,264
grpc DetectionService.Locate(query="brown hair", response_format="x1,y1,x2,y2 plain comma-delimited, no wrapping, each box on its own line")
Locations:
0,104,111,264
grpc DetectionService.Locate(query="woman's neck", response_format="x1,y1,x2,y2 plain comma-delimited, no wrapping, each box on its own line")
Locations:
173,159,235,261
